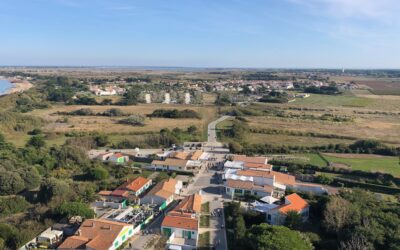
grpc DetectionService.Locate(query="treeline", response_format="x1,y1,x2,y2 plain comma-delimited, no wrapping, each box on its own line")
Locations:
235,140,400,156
57,108,128,117
304,85,341,95
270,158,400,188
259,91,291,103
250,128,357,140
148,109,201,119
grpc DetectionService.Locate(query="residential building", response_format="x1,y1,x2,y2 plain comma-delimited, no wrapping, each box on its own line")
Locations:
97,152,129,164
265,193,309,225
116,177,152,197
140,179,182,209
225,155,271,171
161,194,202,250
58,219,134,250
150,150,204,173
224,169,296,198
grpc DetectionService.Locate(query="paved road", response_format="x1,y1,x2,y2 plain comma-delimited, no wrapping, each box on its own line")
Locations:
207,116,232,143
186,167,228,250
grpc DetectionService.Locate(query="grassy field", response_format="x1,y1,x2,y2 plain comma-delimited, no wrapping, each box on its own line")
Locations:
26,103,217,140
284,153,328,167
248,133,354,146
293,92,373,108
321,153,400,176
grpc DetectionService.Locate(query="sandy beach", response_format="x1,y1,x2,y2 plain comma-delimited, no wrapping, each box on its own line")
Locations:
5,80,33,95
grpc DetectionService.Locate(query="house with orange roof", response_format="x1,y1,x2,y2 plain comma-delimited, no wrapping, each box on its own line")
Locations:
265,193,309,225
58,219,134,250
117,176,152,197
225,154,271,171
140,179,182,210
161,194,202,250
149,150,205,173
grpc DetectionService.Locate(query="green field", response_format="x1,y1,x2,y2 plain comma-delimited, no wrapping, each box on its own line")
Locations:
293,92,373,107
293,153,328,167
321,153,400,177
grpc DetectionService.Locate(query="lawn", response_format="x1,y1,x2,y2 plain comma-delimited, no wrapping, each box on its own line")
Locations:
292,153,328,167
321,153,400,177
201,202,210,213
198,231,210,248
200,215,210,228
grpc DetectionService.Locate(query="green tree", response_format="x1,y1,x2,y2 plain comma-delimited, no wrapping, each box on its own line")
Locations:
26,135,46,149
18,167,41,190
284,210,303,230
94,134,109,147
229,141,243,153
55,202,95,219
39,178,70,203
245,223,312,250
315,174,333,185
123,88,141,105
89,166,109,180
0,171,25,195
235,214,246,241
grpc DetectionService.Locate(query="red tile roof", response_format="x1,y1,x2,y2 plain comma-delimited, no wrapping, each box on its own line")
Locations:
110,189,129,197
118,177,151,192
278,193,309,214
58,219,131,250
162,215,198,231
147,179,177,199
174,194,202,213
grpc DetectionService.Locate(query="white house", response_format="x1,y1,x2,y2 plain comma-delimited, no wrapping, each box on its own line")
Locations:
161,194,202,250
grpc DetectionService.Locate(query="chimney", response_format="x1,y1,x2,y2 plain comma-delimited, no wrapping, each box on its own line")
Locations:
77,230,81,236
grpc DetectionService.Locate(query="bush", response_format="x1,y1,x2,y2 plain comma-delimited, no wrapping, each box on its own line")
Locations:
0,171,25,195
119,115,145,126
89,167,109,180
0,196,30,217
148,109,201,119
54,202,95,219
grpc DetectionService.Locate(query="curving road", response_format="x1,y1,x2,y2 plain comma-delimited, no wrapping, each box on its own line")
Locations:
207,116,232,143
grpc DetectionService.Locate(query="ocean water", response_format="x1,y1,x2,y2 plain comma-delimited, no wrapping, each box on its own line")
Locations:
0,79,13,95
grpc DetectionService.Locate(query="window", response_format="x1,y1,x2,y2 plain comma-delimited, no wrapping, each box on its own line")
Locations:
122,235,126,241
129,229,133,235
267,214,271,221
114,241,119,247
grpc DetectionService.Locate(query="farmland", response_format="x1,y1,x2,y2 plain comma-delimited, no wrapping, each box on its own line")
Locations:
321,153,400,177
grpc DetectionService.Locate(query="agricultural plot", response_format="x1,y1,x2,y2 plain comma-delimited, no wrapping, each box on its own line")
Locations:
321,153,400,177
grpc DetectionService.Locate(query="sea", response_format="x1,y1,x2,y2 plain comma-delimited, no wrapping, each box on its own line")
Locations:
0,79,13,95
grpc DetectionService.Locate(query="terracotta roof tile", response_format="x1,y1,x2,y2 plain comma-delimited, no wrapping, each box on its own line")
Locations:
278,193,309,214
162,215,198,231
58,219,131,250
147,179,177,199
118,177,151,192
174,194,202,213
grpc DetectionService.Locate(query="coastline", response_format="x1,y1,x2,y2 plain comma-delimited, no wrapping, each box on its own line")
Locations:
1,79,33,96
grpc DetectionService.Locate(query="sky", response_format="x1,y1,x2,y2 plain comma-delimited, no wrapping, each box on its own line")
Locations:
1,0,400,68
